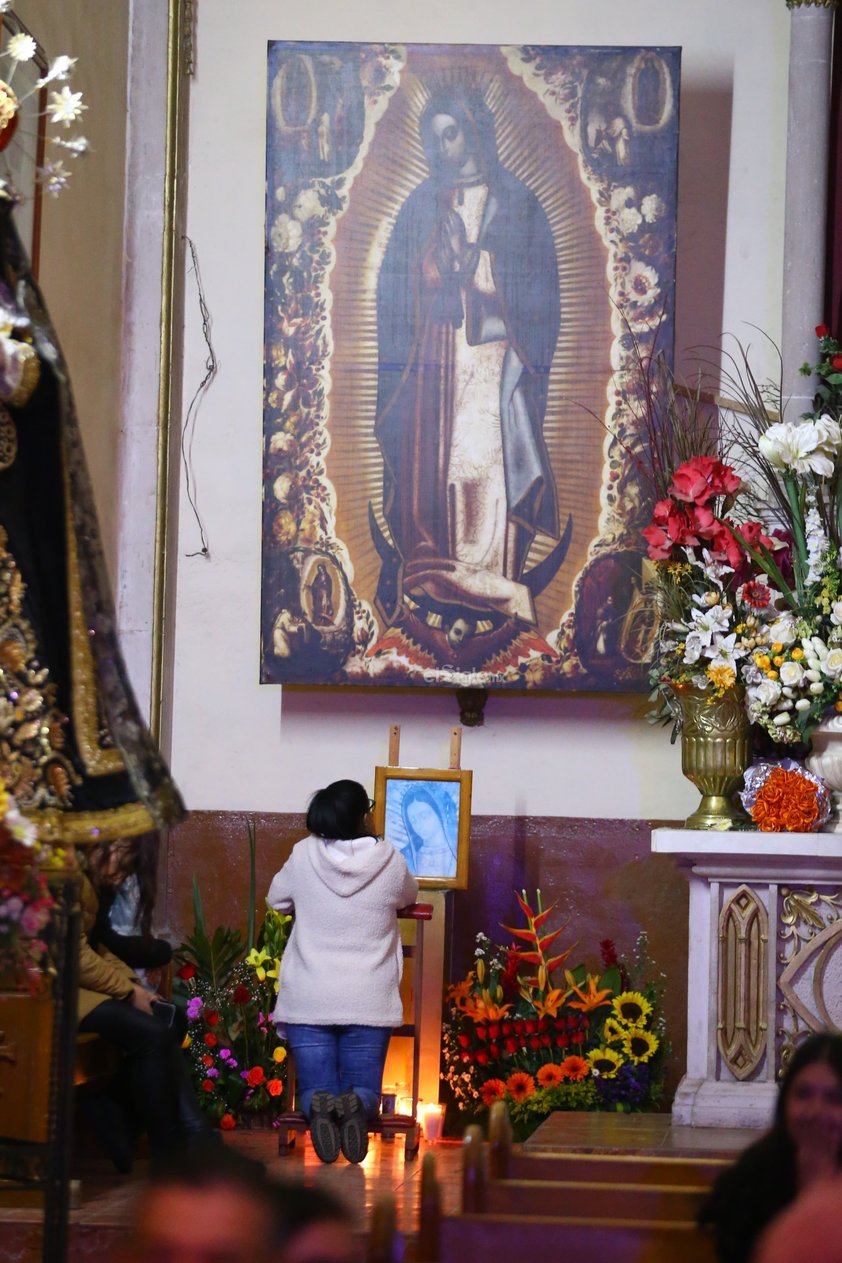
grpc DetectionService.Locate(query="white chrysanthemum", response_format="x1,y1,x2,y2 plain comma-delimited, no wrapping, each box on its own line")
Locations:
641,193,666,222
269,431,295,455
7,32,37,62
272,473,294,503
610,185,636,211
270,213,302,254
617,205,642,235
759,418,841,478
622,261,659,307
37,55,77,86
48,85,86,126
292,188,322,222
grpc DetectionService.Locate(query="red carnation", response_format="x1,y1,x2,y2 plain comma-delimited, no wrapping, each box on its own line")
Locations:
231,986,250,1005
205,1010,220,1027
246,1066,266,1087
201,1078,214,1093
220,1113,236,1130
201,1054,214,1067
203,1033,218,1048
176,963,196,980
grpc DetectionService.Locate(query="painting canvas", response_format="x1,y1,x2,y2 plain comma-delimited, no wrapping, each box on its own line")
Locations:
261,43,680,690
372,766,472,889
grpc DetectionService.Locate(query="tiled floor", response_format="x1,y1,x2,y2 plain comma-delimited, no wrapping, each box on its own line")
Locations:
0,1113,756,1260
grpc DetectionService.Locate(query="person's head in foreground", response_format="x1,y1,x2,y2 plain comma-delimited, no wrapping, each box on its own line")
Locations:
122,1144,358,1263
755,1175,842,1263
772,1032,842,1170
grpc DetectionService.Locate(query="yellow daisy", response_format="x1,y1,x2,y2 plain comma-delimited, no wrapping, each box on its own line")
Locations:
611,991,653,1027
587,1047,624,1079
623,1028,660,1064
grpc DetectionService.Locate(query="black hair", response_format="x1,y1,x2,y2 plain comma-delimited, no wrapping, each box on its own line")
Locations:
773,1032,842,1134
141,1147,350,1249
306,779,372,841
419,85,499,182
89,833,161,939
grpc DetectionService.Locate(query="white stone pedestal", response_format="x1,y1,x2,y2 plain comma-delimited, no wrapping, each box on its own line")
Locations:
652,829,842,1129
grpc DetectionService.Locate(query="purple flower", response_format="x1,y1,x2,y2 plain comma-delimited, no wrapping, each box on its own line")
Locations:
206,1067,219,1078
240,1070,250,1080
219,1048,232,1061
186,996,204,1021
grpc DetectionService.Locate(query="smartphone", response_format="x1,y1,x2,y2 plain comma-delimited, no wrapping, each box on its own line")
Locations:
151,1000,176,1027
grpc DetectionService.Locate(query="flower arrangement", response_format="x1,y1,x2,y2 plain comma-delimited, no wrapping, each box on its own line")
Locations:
642,327,842,747
740,758,830,833
0,9,87,200
173,825,292,1129
441,892,666,1140
0,781,57,990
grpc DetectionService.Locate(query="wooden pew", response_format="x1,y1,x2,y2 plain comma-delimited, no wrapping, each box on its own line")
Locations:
416,1111,719,1263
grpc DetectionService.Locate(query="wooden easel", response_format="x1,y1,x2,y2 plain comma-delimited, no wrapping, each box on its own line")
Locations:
387,723,463,770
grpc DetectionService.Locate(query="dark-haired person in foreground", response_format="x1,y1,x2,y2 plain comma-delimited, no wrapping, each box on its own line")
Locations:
122,1144,358,1263
699,1033,842,1262
267,779,418,1164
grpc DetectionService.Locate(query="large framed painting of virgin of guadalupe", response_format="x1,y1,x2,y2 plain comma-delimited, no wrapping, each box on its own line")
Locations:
261,43,680,692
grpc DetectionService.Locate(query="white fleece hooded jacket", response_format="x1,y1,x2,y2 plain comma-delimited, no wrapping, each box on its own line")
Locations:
267,834,419,1027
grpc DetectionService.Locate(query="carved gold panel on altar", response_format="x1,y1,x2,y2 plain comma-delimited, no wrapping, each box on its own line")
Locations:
261,43,680,690
718,884,768,1081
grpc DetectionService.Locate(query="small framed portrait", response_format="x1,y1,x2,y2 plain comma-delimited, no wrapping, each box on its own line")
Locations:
373,766,472,890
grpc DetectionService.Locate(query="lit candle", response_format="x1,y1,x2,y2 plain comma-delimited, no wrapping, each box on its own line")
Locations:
421,1102,444,1142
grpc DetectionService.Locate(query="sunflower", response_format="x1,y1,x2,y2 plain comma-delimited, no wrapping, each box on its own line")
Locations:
480,1078,508,1107
559,1055,589,1082
587,1047,624,1079
536,1063,566,1089
602,1016,626,1044
623,1028,660,1063
611,991,653,1027
506,1071,536,1102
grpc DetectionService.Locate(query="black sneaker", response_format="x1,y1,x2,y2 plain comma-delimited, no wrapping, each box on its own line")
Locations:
309,1092,340,1164
336,1091,369,1163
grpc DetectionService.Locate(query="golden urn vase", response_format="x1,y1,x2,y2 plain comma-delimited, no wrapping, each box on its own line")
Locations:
673,683,751,830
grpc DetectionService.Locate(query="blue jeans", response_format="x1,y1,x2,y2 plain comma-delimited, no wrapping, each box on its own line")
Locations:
285,1023,392,1119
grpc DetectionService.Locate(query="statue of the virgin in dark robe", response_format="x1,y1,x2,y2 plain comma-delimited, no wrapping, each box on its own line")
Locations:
0,205,183,843
372,84,562,659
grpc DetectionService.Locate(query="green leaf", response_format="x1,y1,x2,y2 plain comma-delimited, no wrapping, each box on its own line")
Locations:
192,875,206,937
599,965,622,995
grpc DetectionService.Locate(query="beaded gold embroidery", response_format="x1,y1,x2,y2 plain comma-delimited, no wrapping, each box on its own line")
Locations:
0,524,79,807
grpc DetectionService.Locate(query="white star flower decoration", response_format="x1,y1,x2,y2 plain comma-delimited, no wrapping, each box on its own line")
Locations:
37,55,77,87
6,32,36,63
47,85,86,127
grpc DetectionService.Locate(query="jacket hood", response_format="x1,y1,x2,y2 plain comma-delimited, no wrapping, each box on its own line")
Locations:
304,834,396,897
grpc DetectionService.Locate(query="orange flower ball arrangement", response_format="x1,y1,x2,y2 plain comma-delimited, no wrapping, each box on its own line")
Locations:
740,760,831,833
